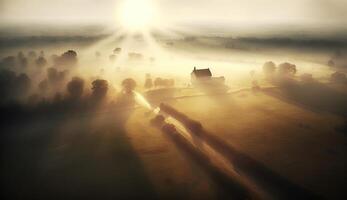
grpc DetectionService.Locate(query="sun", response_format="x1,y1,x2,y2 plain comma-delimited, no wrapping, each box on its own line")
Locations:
118,0,156,31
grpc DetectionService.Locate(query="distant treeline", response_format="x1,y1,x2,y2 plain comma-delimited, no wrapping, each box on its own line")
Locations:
0,34,110,49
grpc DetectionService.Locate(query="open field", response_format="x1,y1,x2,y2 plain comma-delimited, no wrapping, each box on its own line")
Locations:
1,22,347,199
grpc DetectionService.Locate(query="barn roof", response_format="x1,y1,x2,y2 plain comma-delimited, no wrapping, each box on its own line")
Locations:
191,67,212,77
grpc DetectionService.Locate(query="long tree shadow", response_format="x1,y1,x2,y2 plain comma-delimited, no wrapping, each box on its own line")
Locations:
2,99,158,200
158,123,253,200
263,79,347,117
156,104,321,199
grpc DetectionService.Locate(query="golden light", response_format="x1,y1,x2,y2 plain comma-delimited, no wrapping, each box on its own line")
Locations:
118,0,156,31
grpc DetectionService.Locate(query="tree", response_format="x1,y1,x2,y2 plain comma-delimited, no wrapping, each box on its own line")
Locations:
38,79,48,92
47,67,68,84
0,56,16,68
122,78,137,94
263,61,276,75
17,51,25,60
36,56,47,68
55,50,78,66
61,50,77,62
91,79,108,100
278,62,297,75
16,73,31,94
0,70,16,101
0,70,31,103
28,51,37,58
17,51,28,68
144,74,153,89
154,77,162,87
18,57,28,68
300,73,314,82
113,48,122,54
67,77,84,99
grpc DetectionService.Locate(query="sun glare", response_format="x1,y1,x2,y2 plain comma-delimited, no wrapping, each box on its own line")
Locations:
119,0,156,31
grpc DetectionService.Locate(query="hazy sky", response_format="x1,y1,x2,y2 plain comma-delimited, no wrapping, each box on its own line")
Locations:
1,0,346,27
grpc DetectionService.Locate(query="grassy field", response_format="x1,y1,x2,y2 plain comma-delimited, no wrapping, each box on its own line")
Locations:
2,83,347,199
162,88,347,199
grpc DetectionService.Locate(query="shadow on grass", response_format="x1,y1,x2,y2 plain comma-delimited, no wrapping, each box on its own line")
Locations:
160,124,252,200
156,104,321,199
263,80,347,118
1,104,158,200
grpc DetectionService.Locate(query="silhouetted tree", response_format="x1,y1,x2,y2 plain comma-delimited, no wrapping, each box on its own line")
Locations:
0,56,16,68
18,56,28,68
0,70,16,100
17,51,25,60
263,61,276,75
28,51,37,58
154,78,162,87
67,77,84,99
113,48,122,54
16,52,28,68
38,79,49,92
0,69,31,103
91,79,108,100
300,73,314,82
122,78,137,94
54,50,78,66
16,73,31,94
144,73,153,89
278,62,297,76
35,56,47,68
47,67,68,84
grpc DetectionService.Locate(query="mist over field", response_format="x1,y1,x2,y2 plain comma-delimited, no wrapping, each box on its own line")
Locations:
1,0,347,200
